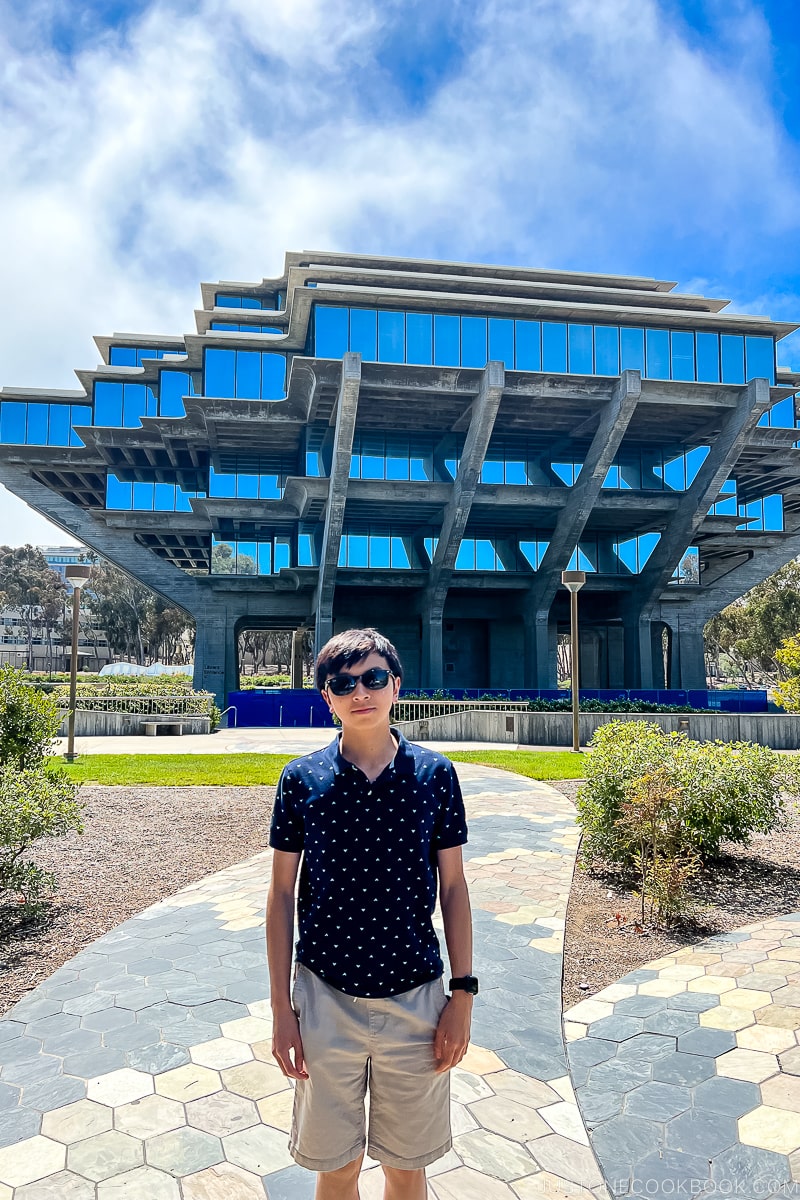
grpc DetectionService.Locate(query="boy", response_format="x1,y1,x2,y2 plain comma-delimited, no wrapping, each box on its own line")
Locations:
267,628,475,1200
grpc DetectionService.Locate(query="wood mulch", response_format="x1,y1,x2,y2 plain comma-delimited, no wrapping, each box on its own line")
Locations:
554,780,800,1009
3,781,800,1020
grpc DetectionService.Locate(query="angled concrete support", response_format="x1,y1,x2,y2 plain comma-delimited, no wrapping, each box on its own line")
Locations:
421,362,504,687
664,618,707,690
313,353,361,651
522,371,641,687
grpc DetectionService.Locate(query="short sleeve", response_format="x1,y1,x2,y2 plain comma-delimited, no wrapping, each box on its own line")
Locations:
432,761,468,850
269,766,305,853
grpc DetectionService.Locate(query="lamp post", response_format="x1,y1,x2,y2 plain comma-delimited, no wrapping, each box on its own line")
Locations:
561,569,586,753
64,565,92,763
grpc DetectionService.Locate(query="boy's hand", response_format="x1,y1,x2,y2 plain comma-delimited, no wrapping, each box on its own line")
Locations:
272,1010,308,1080
433,995,471,1073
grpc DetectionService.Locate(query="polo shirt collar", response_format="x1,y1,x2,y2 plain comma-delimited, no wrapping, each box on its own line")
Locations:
321,727,416,776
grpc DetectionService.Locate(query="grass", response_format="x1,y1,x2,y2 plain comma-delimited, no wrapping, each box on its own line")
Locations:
54,749,584,786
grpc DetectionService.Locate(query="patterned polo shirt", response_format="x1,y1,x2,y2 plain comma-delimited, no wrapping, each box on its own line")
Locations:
269,728,468,997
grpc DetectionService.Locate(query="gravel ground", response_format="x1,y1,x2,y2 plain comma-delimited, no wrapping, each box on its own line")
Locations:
3,782,800,1019
554,780,800,1009
0,786,274,1015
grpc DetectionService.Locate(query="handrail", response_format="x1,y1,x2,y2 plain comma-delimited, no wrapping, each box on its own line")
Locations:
218,705,238,728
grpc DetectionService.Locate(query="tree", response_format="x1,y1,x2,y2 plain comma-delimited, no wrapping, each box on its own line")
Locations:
0,546,68,671
704,561,800,685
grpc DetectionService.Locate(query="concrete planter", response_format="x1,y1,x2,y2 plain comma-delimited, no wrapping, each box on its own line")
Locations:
57,710,212,736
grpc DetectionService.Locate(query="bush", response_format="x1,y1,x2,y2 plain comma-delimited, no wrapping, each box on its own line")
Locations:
0,664,62,768
0,765,84,911
577,720,797,866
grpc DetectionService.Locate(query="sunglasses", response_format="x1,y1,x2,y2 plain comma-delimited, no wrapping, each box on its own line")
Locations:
324,667,395,697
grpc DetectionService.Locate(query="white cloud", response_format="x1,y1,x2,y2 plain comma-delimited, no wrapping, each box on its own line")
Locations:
0,0,799,543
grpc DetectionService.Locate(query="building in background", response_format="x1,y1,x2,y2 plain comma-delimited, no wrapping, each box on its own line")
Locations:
1,251,798,704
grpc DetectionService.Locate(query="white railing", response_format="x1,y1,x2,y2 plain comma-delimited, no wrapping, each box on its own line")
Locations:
392,698,530,723
56,694,215,717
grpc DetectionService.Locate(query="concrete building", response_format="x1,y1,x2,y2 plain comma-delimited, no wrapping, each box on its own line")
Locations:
1,251,799,704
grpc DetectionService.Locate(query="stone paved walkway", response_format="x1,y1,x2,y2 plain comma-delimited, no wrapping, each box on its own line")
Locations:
565,917,800,1198
0,764,604,1199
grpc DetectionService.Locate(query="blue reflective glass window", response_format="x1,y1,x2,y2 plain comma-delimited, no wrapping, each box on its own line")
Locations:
258,543,273,574
260,474,281,498
616,538,638,573
481,460,504,484
595,326,620,376
215,294,242,308
745,336,775,384
639,532,660,566
314,307,349,357
159,371,190,417
205,349,235,397
241,298,261,310
236,351,261,399
568,324,593,374
154,483,174,510
261,353,286,399
461,317,487,368
350,309,377,361
433,315,459,366
94,382,123,426
488,319,514,369
671,331,695,382
685,445,710,485
551,462,575,486
109,346,138,366
237,542,257,572
209,466,235,498
106,474,132,509
298,534,315,566
515,321,541,371
456,540,474,569
391,537,410,568
237,474,259,499
69,405,92,446
663,454,685,490
133,482,154,509
349,535,369,568
620,327,645,373
371,536,390,567
645,329,670,379
210,322,237,331
542,323,567,372
768,395,794,427
121,384,147,427
378,311,405,363
48,405,70,445
520,541,544,569
577,541,597,572
406,313,433,365
305,451,320,476
506,460,527,484
603,465,620,488
476,539,496,570
275,539,291,571
764,493,783,530
386,448,409,480
721,334,745,384
361,436,384,479
618,453,641,490
25,403,47,444
696,332,720,383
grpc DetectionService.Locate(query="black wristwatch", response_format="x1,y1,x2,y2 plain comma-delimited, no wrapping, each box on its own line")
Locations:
449,975,479,995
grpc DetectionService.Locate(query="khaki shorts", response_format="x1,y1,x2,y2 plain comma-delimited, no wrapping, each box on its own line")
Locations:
289,963,452,1173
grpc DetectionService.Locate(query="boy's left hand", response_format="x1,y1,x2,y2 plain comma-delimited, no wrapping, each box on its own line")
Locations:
433,995,472,1073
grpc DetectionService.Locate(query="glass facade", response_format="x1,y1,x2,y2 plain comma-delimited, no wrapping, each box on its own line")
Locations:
0,402,92,446
204,349,286,400
214,294,280,310
94,382,158,427
210,322,283,333
159,371,196,419
208,465,285,499
211,535,292,575
106,475,205,511
109,346,184,366
314,305,777,388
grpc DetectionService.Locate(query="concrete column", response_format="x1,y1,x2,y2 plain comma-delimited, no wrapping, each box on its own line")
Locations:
193,610,238,708
624,613,657,689
421,613,444,690
523,612,558,689
667,620,707,690
291,630,305,689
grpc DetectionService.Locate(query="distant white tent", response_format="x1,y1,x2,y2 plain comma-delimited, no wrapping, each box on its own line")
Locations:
99,662,193,676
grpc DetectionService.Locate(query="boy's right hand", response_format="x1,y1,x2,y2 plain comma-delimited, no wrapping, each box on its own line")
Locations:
271,1010,308,1080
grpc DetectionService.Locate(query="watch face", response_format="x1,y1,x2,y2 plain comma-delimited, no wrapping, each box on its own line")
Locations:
450,976,479,995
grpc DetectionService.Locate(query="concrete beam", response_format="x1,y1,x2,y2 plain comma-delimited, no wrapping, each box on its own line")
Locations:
313,352,361,649
422,361,505,686
522,370,641,687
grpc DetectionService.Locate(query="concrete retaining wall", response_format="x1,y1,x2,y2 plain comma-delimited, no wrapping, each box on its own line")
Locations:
57,711,212,736
397,709,800,750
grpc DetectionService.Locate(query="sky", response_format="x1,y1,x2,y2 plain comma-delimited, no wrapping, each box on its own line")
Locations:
1,0,800,546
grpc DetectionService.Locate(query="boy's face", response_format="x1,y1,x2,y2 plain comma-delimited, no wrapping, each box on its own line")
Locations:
321,651,402,731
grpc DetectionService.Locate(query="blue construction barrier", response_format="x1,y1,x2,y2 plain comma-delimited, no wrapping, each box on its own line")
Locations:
227,686,768,727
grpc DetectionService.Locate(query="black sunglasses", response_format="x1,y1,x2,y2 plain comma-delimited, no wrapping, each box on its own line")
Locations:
324,667,395,697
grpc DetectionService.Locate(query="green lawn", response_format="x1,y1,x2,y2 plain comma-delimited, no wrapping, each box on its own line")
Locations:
55,749,584,786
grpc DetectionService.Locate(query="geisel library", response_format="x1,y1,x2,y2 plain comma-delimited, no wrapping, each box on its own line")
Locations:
1,250,799,705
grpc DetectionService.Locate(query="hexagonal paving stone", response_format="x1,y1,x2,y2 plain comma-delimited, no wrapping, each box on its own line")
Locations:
256,1090,295,1133
23,1074,87,1113
719,988,773,1011
711,1142,791,1191
692,1076,761,1117
677,1027,737,1057
623,1080,692,1121
146,1126,224,1175
642,1009,698,1038
698,1006,757,1032
115,1094,186,1140
181,1162,268,1199
736,1024,798,1054
221,1060,287,1101
615,1033,674,1063
716,1048,780,1084
537,1100,588,1144
219,1017,272,1044
527,1134,604,1188
126,1043,189,1075
96,1164,181,1198
585,1016,643,1043
0,1135,65,1187
738,1104,800,1154
665,1108,739,1158
15,1170,94,1199
591,1113,662,1167
190,1038,253,1070
67,1129,144,1181
87,1068,154,1107
762,1073,800,1112
0,1107,41,1148
41,1098,112,1143
466,1095,548,1142
450,1069,495,1104
224,1123,294,1174
652,1052,716,1087
187,1091,259,1137
155,1064,221,1103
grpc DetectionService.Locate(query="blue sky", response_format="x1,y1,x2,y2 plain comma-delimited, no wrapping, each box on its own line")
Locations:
1,0,799,544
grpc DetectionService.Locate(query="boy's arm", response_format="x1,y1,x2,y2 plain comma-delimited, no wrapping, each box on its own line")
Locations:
434,844,473,1073
266,849,308,1080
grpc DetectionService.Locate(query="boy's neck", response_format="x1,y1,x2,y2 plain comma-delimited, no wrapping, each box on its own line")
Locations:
339,723,398,780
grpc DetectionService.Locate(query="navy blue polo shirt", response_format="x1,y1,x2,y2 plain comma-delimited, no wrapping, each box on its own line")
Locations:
269,729,468,998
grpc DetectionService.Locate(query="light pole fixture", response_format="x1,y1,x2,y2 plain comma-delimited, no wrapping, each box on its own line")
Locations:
561,569,586,753
64,565,92,763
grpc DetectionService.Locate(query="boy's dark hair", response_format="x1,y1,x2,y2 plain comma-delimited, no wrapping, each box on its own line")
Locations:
315,628,404,692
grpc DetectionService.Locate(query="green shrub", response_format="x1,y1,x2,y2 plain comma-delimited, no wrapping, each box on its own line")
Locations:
0,665,62,768
577,720,797,866
0,765,84,912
